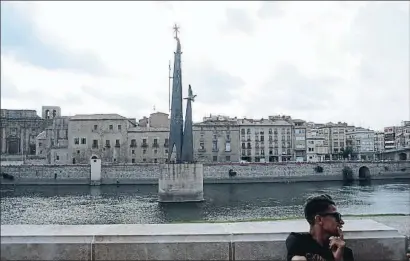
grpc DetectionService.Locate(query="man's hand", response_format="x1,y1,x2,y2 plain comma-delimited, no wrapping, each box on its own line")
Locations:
329,227,346,261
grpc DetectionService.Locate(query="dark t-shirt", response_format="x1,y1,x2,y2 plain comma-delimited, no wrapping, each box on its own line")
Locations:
286,232,354,261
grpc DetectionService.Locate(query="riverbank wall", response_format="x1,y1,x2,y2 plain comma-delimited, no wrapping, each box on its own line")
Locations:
0,219,407,261
1,161,409,185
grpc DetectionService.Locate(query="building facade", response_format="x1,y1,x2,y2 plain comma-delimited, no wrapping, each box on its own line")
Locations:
374,132,385,152
1,109,44,156
346,127,375,160
306,126,329,162
293,119,307,162
239,116,294,162
384,126,396,150
316,122,347,160
193,115,240,163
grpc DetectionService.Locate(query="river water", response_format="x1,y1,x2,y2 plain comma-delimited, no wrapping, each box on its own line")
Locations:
1,180,409,225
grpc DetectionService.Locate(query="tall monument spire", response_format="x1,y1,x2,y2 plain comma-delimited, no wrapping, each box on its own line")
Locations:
168,24,184,162
181,85,196,162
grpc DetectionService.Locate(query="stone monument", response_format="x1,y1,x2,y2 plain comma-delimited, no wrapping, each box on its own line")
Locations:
158,24,204,203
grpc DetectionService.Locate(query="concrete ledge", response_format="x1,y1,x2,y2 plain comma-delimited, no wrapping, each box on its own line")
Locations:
1,219,407,261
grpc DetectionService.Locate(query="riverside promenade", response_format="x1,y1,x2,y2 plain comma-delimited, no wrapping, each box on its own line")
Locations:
1,216,409,261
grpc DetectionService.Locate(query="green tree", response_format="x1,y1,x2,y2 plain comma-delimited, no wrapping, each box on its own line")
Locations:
341,147,353,159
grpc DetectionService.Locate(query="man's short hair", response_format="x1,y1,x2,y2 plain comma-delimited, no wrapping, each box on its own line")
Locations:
304,194,335,225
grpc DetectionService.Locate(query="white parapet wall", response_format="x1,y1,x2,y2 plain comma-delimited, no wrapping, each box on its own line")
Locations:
0,219,407,261
158,163,204,202
90,159,101,185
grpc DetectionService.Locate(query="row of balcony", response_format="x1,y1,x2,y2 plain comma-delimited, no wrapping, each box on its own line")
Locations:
91,143,169,149
198,148,232,153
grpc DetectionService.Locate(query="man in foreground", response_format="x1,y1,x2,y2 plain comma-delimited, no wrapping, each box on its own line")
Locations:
286,194,354,261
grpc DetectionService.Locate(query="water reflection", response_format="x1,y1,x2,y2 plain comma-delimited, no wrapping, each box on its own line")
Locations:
1,180,409,225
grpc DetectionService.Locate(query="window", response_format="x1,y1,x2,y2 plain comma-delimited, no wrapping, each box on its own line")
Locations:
56,155,60,160
199,142,205,150
131,139,137,147
74,138,79,145
225,142,231,152
106,140,110,147
114,158,117,162
212,141,218,151
115,139,120,147
226,134,230,140
92,140,98,149
81,138,86,145
242,143,245,149
164,138,169,146
241,129,245,135
260,136,264,142
154,158,158,163
132,150,135,154
226,156,231,161
94,125,98,130
109,125,113,130
143,149,146,154
143,158,146,162
154,149,157,154
118,125,122,131
213,156,218,162
77,150,80,154
132,158,135,163
153,139,158,147
165,149,168,154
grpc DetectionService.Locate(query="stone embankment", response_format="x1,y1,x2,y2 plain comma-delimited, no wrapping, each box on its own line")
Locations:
1,161,409,185
1,219,407,261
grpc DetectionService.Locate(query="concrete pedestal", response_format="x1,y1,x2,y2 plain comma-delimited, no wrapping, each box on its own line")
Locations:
158,163,204,202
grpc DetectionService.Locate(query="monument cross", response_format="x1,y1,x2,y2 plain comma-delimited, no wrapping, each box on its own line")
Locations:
173,24,180,39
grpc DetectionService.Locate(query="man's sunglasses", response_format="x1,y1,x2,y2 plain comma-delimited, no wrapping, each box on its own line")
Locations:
319,212,343,223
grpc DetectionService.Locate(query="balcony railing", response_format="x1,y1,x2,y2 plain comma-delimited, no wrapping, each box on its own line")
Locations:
141,143,148,148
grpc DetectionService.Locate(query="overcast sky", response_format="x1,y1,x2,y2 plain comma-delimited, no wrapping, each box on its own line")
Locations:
1,1,409,131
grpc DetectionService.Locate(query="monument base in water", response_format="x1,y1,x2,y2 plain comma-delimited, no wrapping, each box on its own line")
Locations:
158,163,204,203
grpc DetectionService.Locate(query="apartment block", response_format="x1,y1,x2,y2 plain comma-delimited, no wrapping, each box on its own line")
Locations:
293,119,307,162
306,125,329,162
193,115,240,163
374,132,385,152
346,127,375,160
239,116,294,162
384,126,396,150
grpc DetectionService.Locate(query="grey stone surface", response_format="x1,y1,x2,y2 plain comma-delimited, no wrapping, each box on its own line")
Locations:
158,163,204,202
1,219,407,261
0,243,91,260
